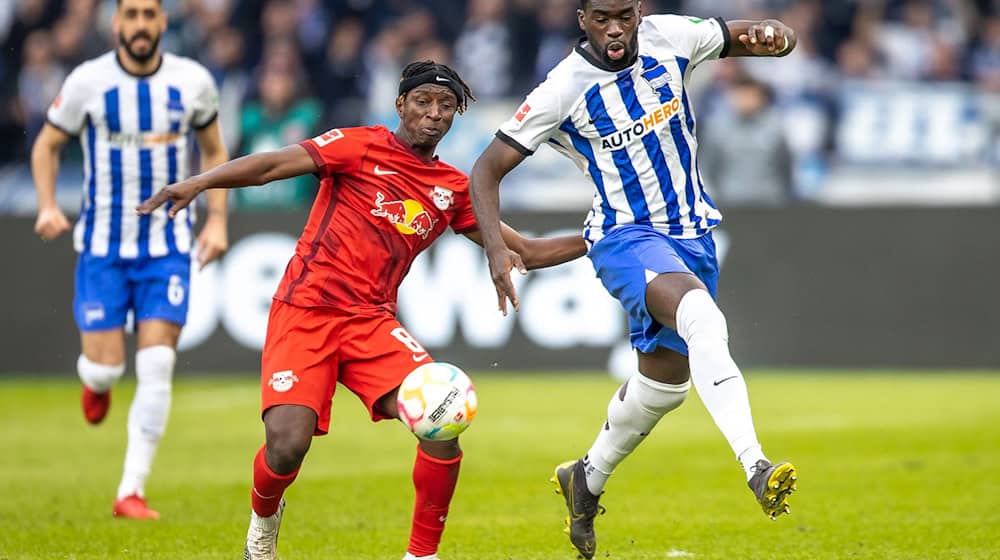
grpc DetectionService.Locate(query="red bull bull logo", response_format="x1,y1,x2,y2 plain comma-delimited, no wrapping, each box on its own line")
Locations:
371,192,438,239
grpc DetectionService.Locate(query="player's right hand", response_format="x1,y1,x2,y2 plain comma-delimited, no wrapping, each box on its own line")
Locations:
137,180,203,218
35,206,71,241
485,244,527,316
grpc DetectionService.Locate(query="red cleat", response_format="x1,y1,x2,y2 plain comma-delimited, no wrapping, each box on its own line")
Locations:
81,385,110,425
113,494,160,520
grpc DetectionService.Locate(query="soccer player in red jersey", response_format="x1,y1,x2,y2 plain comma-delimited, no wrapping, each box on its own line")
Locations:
137,61,587,559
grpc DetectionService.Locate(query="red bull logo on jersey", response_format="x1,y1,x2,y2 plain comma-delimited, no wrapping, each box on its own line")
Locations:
599,97,683,151
371,192,439,239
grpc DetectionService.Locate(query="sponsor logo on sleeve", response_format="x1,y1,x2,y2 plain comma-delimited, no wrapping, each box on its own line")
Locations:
514,103,531,122
313,129,344,147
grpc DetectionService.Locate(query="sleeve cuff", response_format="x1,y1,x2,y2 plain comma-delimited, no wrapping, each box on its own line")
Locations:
193,112,219,130
298,140,327,175
45,116,79,137
714,17,731,59
453,223,479,235
496,130,534,157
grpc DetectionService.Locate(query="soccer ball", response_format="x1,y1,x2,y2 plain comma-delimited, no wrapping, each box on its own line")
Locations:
397,362,478,441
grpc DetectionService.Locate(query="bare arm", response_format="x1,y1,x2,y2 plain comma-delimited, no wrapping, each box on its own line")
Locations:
137,144,318,218
725,19,797,58
464,224,586,270
469,137,531,315
193,119,231,267
31,123,73,241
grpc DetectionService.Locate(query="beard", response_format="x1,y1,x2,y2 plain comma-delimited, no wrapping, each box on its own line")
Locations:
119,31,160,64
600,33,639,70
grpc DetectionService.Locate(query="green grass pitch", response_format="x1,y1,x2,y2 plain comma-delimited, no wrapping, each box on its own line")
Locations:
1,371,999,559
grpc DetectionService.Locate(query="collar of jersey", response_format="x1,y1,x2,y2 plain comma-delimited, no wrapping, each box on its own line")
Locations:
574,36,638,72
387,128,441,166
115,50,164,78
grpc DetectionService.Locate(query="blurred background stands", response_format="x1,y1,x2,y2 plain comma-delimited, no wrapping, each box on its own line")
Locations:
0,0,997,213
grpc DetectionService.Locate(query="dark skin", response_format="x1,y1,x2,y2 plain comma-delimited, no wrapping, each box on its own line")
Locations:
470,0,796,385
577,0,797,72
137,82,587,474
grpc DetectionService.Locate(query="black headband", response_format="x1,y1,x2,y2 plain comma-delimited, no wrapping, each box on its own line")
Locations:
398,71,465,106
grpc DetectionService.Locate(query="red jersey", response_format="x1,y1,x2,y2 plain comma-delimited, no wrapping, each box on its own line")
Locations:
274,126,477,314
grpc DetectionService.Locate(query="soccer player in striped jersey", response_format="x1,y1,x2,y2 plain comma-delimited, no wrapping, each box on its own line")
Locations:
470,1,798,556
31,0,229,520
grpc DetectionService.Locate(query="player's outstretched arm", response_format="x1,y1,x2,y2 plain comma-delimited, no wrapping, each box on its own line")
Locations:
725,19,797,57
31,123,73,242
137,144,318,218
470,137,529,315
466,226,587,271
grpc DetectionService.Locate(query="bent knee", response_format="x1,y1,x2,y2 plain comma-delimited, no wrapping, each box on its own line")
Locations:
419,437,462,460
263,406,317,472
675,289,728,344
265,435,311,473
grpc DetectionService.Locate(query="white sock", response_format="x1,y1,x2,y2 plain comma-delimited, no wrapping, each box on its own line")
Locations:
77,355,125,393
117,345,175,499
584,373,690,495
739,445,767,479
675,289,767,481
402,554,438,560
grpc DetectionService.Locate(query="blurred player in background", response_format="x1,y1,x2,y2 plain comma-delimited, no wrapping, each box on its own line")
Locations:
470,1,799,557
30,0,229,520
138,60,587,560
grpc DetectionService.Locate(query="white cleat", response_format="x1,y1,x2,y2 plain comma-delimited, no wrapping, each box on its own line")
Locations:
402,553,440,560
244,500,284,560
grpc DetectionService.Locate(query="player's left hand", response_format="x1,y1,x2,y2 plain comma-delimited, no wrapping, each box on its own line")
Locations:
738,20,793,56
196,214,228,269
137,179,203,218
485,244,527,316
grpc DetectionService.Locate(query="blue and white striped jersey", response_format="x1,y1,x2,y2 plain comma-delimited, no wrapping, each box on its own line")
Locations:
47,52,219,259
498,15,730,243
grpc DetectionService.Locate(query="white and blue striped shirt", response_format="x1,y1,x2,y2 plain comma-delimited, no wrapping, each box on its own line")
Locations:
47,51,219,259
498,15,730,243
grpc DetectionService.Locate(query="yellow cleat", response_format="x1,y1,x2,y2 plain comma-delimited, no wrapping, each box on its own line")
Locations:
747,460,797,520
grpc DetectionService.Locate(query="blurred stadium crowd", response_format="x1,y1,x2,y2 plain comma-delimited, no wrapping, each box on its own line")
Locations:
0,0,997,211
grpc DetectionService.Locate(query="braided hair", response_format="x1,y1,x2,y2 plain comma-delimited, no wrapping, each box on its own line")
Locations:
399,60,476,114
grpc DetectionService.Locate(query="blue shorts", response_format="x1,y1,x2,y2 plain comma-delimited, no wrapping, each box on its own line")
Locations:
74,252,191,332
589,225,719,355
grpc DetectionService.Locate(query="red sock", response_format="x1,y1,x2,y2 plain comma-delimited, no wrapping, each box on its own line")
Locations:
251,446,299,517
407,445,462,557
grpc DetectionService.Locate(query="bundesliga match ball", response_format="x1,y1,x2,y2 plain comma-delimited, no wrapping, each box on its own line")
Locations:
397,362,478,441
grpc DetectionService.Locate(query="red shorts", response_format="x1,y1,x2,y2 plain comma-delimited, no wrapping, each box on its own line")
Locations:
260,299,433,435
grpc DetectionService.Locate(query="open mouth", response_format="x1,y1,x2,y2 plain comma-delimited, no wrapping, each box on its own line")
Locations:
607,42,626,61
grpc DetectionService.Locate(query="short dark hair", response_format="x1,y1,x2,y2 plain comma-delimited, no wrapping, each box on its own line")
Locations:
117,0,162,5
399,60,476,114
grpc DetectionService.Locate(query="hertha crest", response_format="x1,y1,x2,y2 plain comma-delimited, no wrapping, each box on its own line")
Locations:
642,66,672,92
